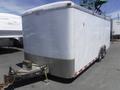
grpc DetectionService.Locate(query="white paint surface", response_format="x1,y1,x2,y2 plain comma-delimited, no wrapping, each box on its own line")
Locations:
23,1,110,75
0,13,22,38
112,19,120,35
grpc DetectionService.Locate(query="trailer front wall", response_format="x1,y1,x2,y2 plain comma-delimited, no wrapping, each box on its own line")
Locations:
23,8,75,78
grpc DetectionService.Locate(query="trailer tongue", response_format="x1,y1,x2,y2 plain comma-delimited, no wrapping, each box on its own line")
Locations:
0,60,49,90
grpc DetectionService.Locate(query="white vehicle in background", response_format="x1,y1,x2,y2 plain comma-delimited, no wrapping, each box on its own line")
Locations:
112,16,120,39
22,1,111,78
0,13,23,47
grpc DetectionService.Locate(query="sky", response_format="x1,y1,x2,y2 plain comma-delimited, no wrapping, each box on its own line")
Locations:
0,0,120,17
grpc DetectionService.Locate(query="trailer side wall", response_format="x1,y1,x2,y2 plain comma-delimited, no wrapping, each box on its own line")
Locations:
69,8,110,73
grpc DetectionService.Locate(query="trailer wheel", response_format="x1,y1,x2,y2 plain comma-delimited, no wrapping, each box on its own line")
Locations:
96,47,106,62
103,46,106,57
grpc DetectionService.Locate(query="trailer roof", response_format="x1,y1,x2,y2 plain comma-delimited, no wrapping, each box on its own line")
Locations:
22,1,110,20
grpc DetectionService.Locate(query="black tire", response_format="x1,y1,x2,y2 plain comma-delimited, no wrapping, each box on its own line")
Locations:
96,47,106,62
102,46,106,57
96,52,102,62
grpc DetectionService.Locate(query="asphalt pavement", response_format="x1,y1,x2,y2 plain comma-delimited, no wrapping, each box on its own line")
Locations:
0,42,120,90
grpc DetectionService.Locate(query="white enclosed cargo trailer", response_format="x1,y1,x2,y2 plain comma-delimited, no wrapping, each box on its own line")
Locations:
0,13,22,47
22,1,111,78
